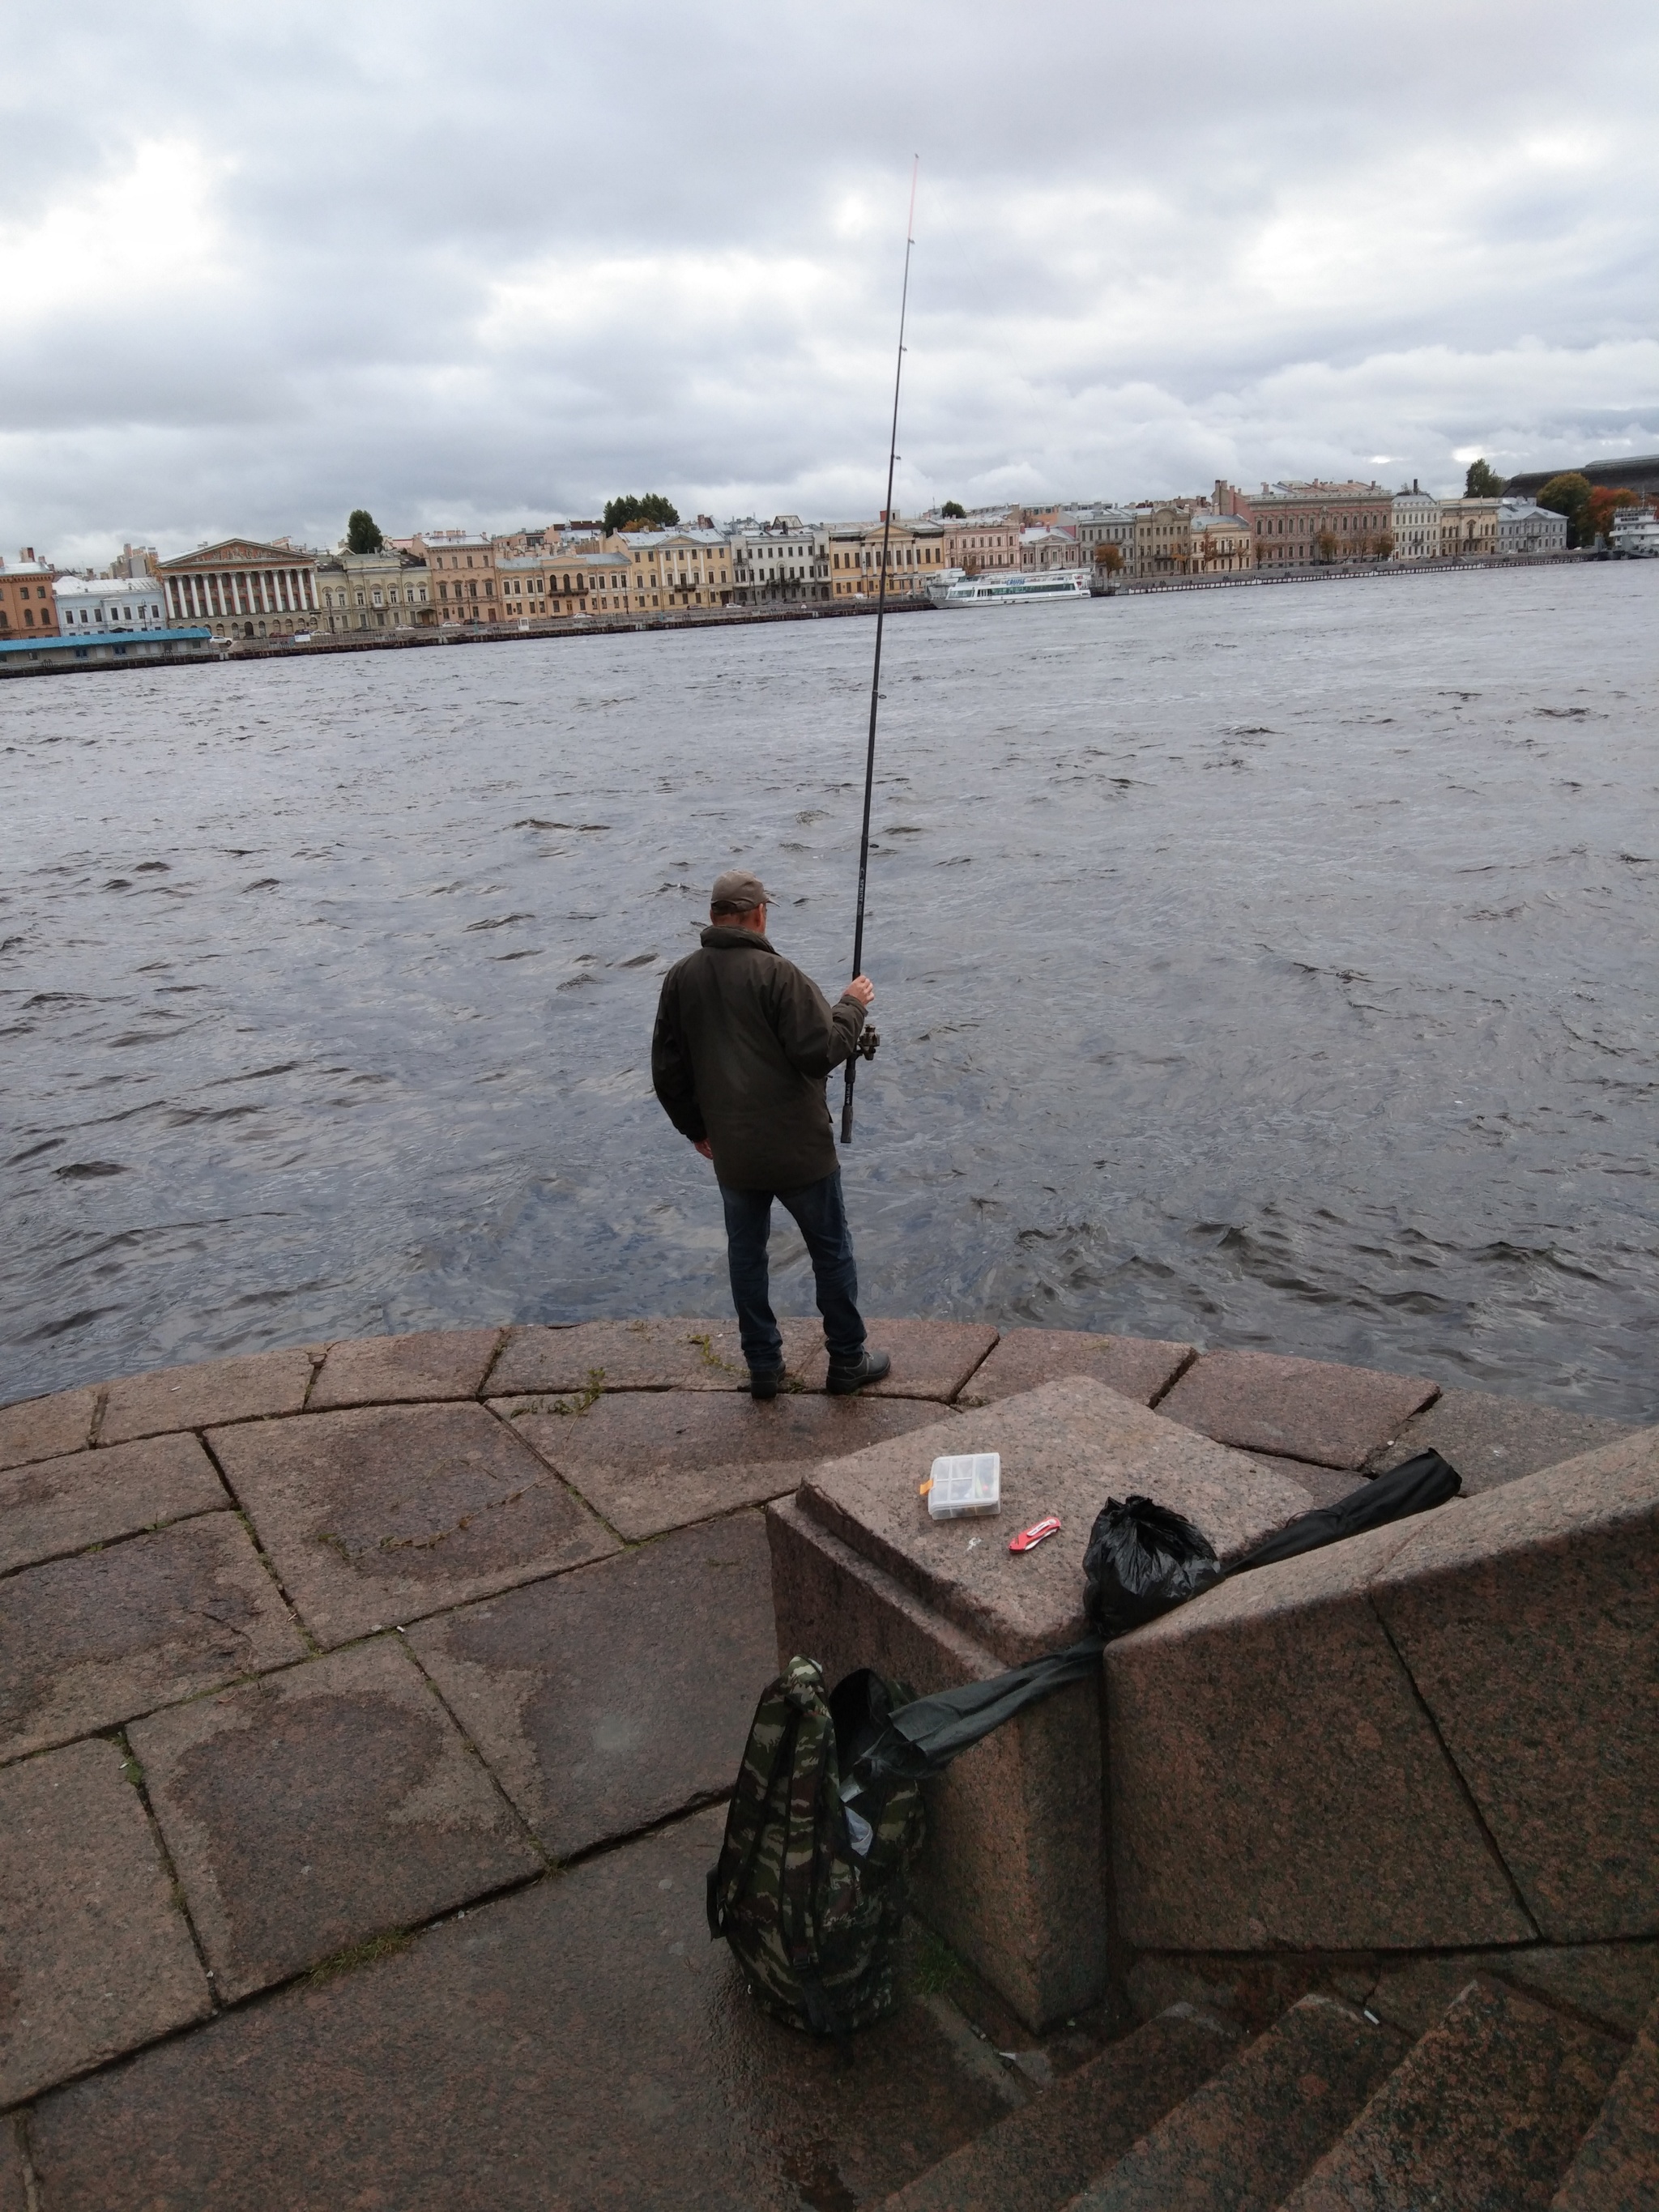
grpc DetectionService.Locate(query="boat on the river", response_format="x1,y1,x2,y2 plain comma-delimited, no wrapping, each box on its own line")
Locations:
926,567,1094,608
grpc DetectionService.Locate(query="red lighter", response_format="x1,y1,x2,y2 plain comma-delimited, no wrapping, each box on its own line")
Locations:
1009,1515,1062,1554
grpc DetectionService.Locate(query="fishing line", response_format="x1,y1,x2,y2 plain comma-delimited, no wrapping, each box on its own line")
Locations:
842,155,919,1145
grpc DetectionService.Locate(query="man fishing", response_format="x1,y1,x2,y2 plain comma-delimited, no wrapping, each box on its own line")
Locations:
651,868,890,1400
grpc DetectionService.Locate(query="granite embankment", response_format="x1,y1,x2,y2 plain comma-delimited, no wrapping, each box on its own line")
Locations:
1,1318,1653,2209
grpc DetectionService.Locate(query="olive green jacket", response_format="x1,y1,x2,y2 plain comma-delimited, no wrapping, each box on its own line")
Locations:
652,926,865,1190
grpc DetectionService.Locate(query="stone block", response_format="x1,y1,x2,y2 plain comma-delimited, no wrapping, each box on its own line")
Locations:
307,1328,504,1410
0,1516,306,1763
1105,1518,1535,1952
0,1737,210,2104
786,1318,1001,1400
504,1388,948,1541
0,1383,98,1472
770,1495,1110,2030
409,1512,775,1859
211,1402,618,1647
1373,1429,1659,1942
28,1807,1023,2211
1371,1941,1659,2043
957,1328,1192,1409
0,1431,227,1575
130,1639,540,2000
1069,1993,1409,2212
1371,1387,1636,1492
100,1346,318,1444
1550,1997,1659,2212
488,1315,759,1395
0,2119,23,2212
798,1378,1313,1667
1280,1978,1624,2212
1246,1453,1371,1508
1158,1348,1438,1468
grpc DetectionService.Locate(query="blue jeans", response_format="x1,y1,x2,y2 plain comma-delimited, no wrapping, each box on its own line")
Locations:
719,1170,866,1372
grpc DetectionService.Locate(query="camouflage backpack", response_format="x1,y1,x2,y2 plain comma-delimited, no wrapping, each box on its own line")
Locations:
706,1656,925,2035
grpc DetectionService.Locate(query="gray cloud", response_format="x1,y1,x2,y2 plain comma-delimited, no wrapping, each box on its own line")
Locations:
3,1,1657,564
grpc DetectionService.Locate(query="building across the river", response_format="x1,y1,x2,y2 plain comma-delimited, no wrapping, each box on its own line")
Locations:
0,551,61,637
158,540,319,638
54,575,171,633
313,548,433,633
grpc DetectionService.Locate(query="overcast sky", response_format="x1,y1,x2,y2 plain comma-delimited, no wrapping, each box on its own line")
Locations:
4,2,1657,565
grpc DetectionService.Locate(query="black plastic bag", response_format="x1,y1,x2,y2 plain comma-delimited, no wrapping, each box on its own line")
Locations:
1083,1494,1222,1639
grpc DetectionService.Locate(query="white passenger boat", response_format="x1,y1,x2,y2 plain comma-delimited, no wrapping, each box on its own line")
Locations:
926,567,1094,607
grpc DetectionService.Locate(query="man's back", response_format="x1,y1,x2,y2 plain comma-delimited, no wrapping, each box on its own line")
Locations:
652,924,864,1191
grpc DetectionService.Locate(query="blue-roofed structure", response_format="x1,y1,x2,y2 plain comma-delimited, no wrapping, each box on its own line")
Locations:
0,627,220,677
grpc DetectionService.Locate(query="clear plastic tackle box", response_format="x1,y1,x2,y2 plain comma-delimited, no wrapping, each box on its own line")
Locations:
927,1451,1002,1519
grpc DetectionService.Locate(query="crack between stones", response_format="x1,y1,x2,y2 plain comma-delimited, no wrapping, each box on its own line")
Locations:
1369,1600,1542,1941
111,1724,220,2008
197,1431,321,1656
1146,1346,1198,1409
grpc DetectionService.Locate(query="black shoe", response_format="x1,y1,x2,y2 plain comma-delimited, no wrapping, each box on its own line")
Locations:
748,1367,785,1401
825,1349,891,1397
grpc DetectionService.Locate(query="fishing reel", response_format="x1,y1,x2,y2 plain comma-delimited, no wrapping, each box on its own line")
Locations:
854,1023,880,1063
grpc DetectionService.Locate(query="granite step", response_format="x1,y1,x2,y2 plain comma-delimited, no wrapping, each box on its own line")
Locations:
877,2005,1239,2212
1549,1996,1659,2212
1277,1976,1627,2212
1061,1991,1410,2212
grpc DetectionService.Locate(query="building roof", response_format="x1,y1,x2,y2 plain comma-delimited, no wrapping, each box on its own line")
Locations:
159,539,315,570
0,628,213,656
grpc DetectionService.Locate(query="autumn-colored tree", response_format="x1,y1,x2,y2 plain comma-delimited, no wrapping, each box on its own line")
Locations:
1537,471,1593,547
1093,543,1124,573
1584,486,1638,542
1316,530,1338,564
1464,458,1505,497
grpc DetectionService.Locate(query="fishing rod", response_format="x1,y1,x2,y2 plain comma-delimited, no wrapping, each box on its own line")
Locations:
842,156,918,1145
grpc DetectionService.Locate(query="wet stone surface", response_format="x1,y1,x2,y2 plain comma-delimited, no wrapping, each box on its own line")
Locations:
27,1808,1020,2212
505,1386,949,1540
0,1515,306,1763
0,1737,210,2106
0,1384,98,1474
409,1512,776,1860
1159,1348,1438,1469
211,1401,619,1646
785,1317,1001,1400
957,1328,1192,1409
488,1315,758,1396
129,1637,541,1999
308,1328,505,1411
0,1430,227,1576
100,1346,319,1445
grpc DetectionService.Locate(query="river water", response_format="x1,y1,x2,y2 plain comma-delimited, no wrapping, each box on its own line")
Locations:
3,564,1657,1419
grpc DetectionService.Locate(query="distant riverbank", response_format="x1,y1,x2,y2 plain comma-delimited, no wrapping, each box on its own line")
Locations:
0,548,1591,681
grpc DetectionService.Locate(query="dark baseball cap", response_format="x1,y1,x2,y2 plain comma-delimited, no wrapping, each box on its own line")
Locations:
710,868,774,911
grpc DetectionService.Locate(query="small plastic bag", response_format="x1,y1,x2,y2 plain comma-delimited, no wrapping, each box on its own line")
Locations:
1082,1494,1222,1639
